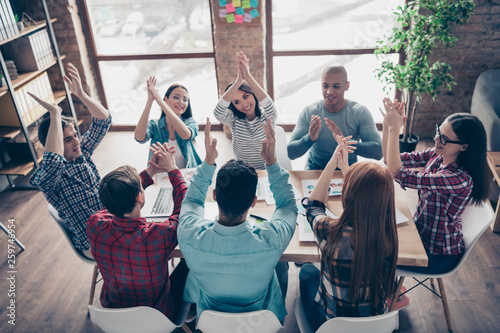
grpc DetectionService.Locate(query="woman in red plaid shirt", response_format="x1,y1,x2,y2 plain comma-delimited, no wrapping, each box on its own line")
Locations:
381,98,490,274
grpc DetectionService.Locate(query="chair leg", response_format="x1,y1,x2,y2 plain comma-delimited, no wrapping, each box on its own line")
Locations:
181,323,193,333
389,276,405,312
437,278,452,331
88,265,99,305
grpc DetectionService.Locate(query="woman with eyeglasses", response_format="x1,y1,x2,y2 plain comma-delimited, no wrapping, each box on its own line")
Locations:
380,98,490,274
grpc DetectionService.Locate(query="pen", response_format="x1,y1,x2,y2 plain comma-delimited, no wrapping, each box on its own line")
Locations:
250,214,268,221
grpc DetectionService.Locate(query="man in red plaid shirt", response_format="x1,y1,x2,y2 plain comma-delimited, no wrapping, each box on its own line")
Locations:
87,143,188,321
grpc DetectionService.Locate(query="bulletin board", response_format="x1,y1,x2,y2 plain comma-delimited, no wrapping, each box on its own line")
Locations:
216,0,262,25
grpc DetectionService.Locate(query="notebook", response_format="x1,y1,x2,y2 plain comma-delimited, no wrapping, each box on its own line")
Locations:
141,186,174,218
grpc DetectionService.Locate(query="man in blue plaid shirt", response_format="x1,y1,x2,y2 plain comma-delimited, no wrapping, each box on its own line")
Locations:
29,63,111,259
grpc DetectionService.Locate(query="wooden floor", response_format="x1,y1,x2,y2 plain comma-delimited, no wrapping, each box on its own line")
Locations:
1,131,500,333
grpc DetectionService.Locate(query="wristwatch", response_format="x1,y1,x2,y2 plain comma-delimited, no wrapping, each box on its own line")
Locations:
301,197,325,210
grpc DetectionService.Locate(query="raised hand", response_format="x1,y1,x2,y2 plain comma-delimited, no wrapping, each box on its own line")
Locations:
146,76,157,101
380,97,405,130
334,135,356,174
149,142,178,174
236,51,251,81
260,118,277,166
147,79,162,102
309,115,321,141
324,118,343,138
27,92,62,116
204,117,218,165
63,63,85,99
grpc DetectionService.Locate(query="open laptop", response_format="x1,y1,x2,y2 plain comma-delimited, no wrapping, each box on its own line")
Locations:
141,186,174,218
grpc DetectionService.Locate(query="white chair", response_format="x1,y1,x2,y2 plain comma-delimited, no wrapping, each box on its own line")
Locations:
196,309,283,333
275,125,292,170
390,201,495,331
294,295,399,333
47,204,99,305
88,305,189,333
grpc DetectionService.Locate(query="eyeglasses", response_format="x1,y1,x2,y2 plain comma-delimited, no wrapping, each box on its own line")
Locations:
435,124,465,146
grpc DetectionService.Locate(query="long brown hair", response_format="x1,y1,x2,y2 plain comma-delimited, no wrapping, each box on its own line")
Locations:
320,162,398,313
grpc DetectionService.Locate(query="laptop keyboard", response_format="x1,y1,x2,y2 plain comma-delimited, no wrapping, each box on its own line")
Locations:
151,188,174,215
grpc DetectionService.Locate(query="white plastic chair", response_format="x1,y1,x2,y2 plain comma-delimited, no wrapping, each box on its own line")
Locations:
196,309,283,333
294,295,399,333
88,305,188,333
47,204,99,305
275,125,292,170
390,201,495,331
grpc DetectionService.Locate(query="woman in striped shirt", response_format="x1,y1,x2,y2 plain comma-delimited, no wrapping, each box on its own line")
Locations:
213,51,277,170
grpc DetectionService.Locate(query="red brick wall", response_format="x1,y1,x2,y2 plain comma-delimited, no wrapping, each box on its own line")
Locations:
413,0,500,138
210,0,266,96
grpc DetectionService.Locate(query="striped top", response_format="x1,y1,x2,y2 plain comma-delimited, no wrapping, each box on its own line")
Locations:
214,95,277,170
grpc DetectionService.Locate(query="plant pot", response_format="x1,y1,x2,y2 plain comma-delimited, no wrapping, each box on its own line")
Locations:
399,134,419,153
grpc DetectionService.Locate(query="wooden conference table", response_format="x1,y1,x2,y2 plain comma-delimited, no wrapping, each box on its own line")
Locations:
171,170,428,267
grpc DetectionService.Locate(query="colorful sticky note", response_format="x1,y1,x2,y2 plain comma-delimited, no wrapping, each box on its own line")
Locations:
236,7,245,15
219,0,227,6
250,9,259,18
244,13,252,22
235,14,244,23
226,13,235,23
233,0,242,7
226,3,235,12
219,8,228,18
250,0,259,8
242,0,251,9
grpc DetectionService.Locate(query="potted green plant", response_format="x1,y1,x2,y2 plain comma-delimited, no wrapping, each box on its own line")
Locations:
374,0,475,152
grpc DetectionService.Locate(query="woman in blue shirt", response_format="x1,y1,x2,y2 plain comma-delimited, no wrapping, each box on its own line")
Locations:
135,77,201,168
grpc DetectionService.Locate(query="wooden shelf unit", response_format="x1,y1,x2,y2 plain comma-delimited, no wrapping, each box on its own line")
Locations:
0,1,78,180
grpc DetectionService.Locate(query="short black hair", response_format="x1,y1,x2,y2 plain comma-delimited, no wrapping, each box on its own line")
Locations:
99,165,142,218
224,82,261,119
37,115,75,146
215,159,258,220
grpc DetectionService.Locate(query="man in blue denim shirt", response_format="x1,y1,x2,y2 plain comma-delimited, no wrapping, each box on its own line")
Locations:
178,118,297,321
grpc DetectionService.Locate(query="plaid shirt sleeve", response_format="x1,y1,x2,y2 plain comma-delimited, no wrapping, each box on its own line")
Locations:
304,204,331,243
80,116,112,155
399,147,434,168
395,163,472,196
29,151,65,200
139,170,155,189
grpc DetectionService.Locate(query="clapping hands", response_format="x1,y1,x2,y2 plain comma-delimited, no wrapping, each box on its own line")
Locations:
148,142,177,174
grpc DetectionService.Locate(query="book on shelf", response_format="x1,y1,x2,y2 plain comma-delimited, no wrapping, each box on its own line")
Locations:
1,28,54,72
0,0,19,39
5,59,18,80
0,71,54,127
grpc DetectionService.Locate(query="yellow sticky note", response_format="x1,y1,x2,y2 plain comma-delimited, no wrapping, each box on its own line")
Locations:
233,0,242,7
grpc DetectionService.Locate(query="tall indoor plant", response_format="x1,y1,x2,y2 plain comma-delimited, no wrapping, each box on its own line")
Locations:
374,0,475,150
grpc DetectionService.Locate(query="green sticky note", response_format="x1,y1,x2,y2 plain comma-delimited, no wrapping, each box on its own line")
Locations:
226,13,235,23
242,0,250,9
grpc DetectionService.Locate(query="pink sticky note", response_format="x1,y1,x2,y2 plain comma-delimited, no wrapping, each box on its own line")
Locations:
235,14,244,23
226,3,235,12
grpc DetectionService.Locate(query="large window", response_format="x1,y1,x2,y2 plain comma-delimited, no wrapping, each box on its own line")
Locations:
82,0,217,126
269,0,403,125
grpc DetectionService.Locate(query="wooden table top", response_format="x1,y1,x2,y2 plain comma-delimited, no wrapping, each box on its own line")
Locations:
171,169,428,267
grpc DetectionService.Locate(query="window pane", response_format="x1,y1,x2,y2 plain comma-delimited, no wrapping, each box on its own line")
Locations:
86,0,213,55
273,54,399,124
100,58,218,125
272,0,403,50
